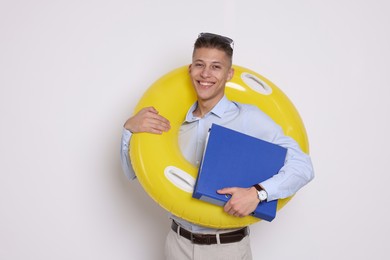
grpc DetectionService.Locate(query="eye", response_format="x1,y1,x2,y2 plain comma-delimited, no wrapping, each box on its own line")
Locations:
194,62,204,68
212,65,221,70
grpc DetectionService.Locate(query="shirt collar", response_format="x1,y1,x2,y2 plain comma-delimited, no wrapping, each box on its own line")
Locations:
185,96,230,122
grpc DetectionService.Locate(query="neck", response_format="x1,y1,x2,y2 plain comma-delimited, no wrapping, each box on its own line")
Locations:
193,98,221,118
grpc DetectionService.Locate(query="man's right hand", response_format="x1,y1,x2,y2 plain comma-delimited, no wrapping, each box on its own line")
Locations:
123,107,171,134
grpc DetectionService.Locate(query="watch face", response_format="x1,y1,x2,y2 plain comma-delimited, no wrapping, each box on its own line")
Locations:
258,190,267,201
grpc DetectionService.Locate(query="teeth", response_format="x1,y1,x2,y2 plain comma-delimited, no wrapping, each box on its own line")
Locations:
199,81,213,86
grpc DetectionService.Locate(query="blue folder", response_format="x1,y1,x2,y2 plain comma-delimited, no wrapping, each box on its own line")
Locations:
193,124,287,222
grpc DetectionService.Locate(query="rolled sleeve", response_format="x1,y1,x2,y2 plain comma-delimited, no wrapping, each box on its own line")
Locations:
120,128,137,180
261,136,314,201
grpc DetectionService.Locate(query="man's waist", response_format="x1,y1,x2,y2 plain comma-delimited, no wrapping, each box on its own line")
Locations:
171,220,248,245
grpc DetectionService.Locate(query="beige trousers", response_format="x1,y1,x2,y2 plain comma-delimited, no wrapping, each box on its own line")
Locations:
164,229,253,260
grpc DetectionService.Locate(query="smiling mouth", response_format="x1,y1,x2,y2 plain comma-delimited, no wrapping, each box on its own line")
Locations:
198,81,215,87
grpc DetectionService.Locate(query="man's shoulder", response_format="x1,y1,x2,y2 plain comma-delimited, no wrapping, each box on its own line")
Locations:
230,101,277,127
232,101,264,114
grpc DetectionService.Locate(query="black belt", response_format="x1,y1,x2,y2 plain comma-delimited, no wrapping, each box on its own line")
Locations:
171,221,248,245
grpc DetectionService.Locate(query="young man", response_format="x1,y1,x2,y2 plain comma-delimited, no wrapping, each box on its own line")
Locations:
121,33,314,260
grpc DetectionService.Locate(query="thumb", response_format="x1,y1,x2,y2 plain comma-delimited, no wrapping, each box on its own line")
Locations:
217,187,236,194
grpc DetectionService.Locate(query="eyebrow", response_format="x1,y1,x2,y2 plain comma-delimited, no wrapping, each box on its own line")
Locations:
193,59,224,65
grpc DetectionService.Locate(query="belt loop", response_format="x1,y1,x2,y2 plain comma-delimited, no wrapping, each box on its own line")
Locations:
216,233,221,244
176,222,181,239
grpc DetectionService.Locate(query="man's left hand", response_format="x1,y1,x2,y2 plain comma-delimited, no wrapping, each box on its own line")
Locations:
217,187,260,217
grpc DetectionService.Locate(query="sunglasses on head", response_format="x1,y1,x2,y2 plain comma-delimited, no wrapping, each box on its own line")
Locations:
198,32,234,49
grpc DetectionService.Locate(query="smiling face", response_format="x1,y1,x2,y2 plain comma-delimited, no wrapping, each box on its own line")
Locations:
189,47,234,113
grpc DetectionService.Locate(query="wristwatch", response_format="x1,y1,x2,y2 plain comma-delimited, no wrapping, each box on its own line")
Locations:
253,184,268,203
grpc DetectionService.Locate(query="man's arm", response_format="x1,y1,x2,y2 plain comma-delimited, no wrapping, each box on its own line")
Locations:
120,128,136,180
258,129,314,201
123,106,171,134
218,134,314,217
217,106,314,217
120,107,170,180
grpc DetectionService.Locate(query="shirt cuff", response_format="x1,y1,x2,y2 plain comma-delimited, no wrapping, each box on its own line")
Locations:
122,128,132,144
120,127,136,180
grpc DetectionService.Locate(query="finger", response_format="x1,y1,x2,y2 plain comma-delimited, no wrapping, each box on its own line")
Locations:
144,107,167,121
145,110,170,126
146,127,164,135
225,205,241,217
223,201,233,214
144,106,159,114
148,121,171,133
136,112,169,132
225,204,244,218
147,117,171,132
151,114,171,128
217,187,235,194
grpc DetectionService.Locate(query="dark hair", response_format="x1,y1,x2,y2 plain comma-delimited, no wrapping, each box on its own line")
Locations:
193,33,234,64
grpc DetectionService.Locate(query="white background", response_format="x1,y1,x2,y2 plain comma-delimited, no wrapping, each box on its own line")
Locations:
1,0,389,259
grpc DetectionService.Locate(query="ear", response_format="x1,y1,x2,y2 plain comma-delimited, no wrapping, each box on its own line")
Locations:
227,67,234,81
188,64,192,74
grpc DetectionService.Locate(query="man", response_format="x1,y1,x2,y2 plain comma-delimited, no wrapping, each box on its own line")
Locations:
121,33,314,260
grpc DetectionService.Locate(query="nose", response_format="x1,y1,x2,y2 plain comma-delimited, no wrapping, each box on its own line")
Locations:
200,66,211,78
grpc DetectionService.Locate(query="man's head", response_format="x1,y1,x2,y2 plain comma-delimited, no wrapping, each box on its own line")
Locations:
189,33,235,112
193,33,234,66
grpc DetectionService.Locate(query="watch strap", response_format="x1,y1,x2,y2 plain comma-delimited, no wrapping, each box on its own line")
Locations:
253,184,263,191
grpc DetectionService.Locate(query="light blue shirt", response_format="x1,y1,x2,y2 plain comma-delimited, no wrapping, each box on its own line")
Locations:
121,96,314,232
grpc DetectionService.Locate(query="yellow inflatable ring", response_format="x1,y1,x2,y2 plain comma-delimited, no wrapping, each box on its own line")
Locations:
130,65,309,228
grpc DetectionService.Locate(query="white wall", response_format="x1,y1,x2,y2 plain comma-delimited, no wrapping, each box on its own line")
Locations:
1,0,389,259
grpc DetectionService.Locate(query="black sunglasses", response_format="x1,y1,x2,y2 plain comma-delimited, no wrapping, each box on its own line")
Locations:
198,32,234,49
